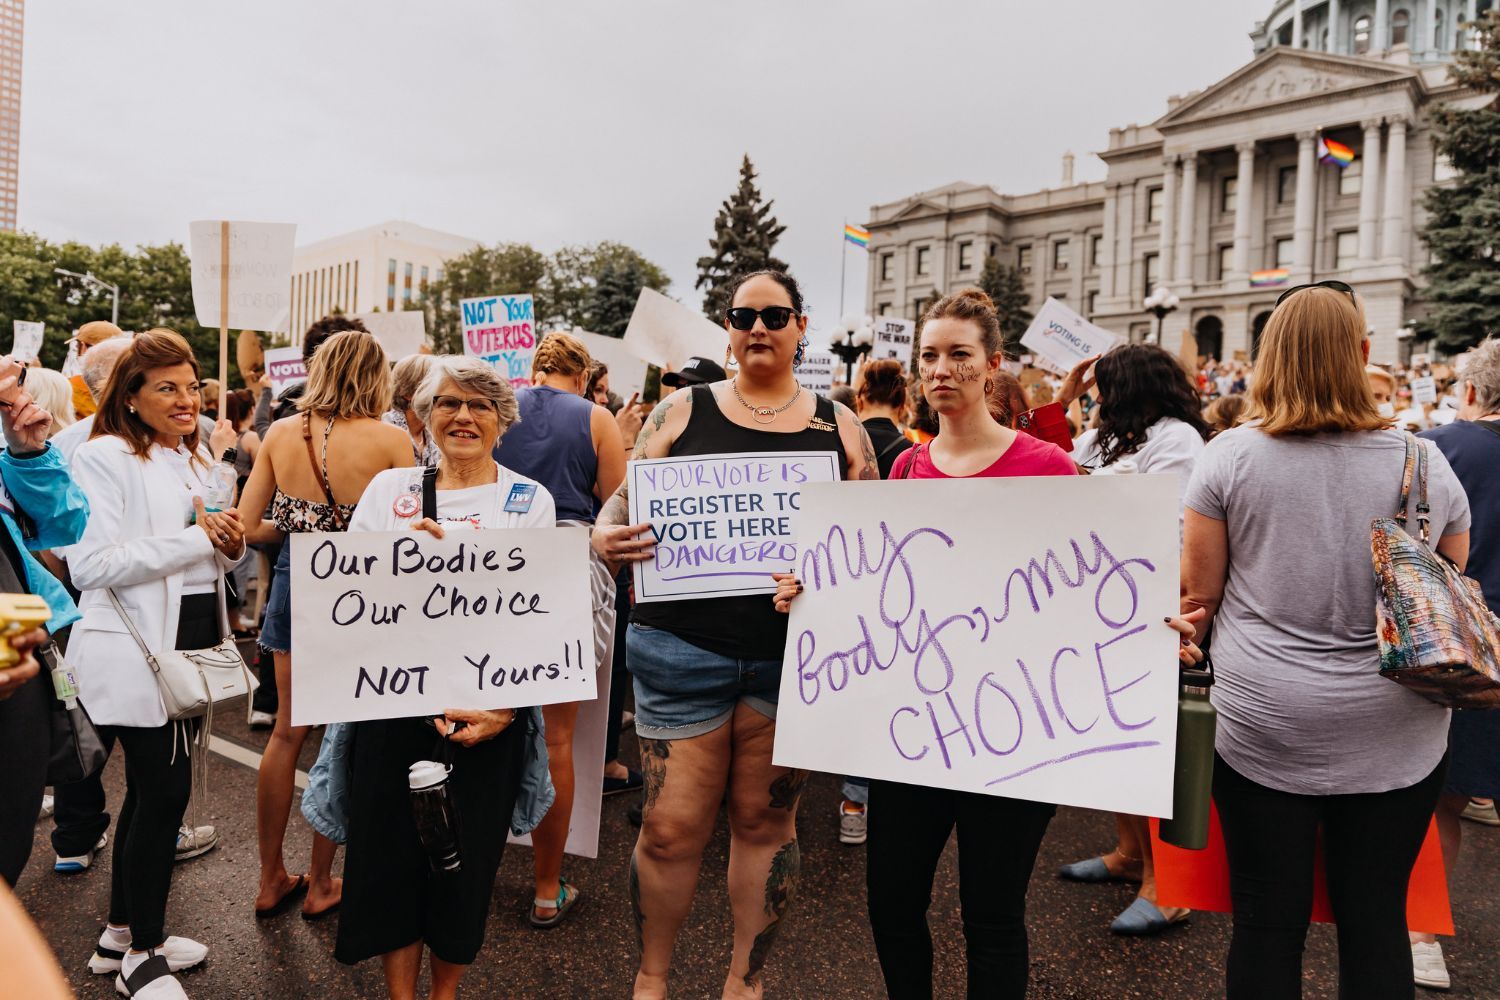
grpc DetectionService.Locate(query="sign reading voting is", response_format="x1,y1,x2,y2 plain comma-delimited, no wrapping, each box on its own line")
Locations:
774,475,1182,816
1020,297,1119,375
872,317,915,367
289,527,595,726
461,293,536,387
629,451,842,603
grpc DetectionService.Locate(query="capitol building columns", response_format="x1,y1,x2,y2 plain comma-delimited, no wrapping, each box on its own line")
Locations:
1381,115,1409,262
1293,131,1319,277
1358,118,1384,264
1231,142,1256,279
1158,155,1179,284
1175,153,1199,284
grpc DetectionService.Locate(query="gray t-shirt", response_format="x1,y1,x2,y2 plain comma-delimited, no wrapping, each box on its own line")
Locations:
1184,426,1471,795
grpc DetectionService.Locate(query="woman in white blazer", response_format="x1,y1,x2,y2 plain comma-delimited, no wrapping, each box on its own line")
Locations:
66,330,244,1000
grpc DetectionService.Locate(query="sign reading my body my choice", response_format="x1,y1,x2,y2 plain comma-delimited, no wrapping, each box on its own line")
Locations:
629,451,842,603
774,475,1182,816
289,527,595,726
461,293,536,388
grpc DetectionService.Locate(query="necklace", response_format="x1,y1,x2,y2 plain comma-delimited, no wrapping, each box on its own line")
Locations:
731,378,802,425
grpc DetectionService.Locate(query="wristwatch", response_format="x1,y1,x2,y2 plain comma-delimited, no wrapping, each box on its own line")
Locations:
221,447,238,466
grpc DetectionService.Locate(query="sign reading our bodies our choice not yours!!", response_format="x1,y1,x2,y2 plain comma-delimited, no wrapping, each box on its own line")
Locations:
288,527,595,726
774,475,1181,816
461,293,536,388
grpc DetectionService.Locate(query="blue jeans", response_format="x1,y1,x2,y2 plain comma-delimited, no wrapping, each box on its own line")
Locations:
626,623,780,740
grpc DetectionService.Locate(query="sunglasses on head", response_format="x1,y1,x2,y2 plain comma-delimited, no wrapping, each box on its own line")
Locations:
1274,279,1357,308
725,306,798,332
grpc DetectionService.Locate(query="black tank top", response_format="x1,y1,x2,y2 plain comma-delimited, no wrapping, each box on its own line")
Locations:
632,384,846,660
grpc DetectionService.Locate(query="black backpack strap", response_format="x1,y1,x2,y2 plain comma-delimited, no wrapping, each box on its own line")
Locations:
421,467,438,521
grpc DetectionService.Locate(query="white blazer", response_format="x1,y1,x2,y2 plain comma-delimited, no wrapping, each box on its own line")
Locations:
65,435,241,728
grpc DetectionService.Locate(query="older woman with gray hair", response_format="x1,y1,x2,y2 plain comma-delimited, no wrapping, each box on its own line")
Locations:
383,353,442,468
334,355,557,1000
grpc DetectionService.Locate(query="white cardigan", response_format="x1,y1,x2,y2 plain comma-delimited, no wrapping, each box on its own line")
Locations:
65,436,242,728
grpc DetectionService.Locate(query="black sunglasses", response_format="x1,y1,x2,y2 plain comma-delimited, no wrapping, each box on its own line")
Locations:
725,306,798,332
1275,279,1356,308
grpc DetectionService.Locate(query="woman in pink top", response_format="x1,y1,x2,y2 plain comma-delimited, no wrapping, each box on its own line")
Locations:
777,288,1203,999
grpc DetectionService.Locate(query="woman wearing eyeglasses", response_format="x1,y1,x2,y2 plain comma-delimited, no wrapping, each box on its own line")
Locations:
236,330,413,922
592,270,879,1000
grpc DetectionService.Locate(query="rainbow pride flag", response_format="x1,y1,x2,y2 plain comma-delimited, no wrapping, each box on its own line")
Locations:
844,223,871,249
1317,135,1355,169
1250,267,1290,287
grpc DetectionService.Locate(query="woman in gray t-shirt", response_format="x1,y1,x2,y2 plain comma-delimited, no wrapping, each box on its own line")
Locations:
1181,285,1470,1000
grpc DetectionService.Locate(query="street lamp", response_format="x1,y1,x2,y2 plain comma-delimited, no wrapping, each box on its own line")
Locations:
828,311,874,383
54,268,120,326
1143,285,1180,344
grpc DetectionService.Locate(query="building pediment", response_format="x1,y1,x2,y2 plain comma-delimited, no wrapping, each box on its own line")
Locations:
885,197,955,222
1156,48,1420,131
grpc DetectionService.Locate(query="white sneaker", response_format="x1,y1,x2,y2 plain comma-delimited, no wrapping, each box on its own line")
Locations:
247,709,275,729
1460,799,1500,826
174,825,218,862
116,949,193,998
38,793,54,821
91,930,207,975
838,801,868,845
1412,940,1450,991
55,834,108,874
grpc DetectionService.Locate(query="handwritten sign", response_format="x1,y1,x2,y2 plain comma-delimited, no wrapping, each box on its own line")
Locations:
774,475,1181,815
353,310,426,359
871,317,915,368
188,221,296,332
461,293,536,387
262,346,307,397
11,321,43,362
794,351,836,395
1410,375,1437,405
1020,297,1119,375
622,288,727,372
629,450,842,603
289,527,594,725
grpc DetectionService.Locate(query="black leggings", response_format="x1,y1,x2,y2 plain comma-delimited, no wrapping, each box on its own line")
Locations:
1213,752,1446,1000
866,779,1055,1000
0,669,51,887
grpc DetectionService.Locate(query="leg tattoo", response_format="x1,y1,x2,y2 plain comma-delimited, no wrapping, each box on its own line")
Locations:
744,839,800,988
629,850,644,952
767,769,809,812
640,738,670,816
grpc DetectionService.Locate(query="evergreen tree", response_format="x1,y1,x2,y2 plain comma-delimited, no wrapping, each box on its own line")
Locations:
586,256,646,338
1419,9,1500,352
417,243,549,355
695,155,788,320
978,256,1034,357
545,241,670,330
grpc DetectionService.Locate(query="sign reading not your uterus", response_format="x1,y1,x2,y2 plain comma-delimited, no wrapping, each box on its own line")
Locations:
461,293,536,387
629,451,842,603
774,475,1182,816
289,527,595,726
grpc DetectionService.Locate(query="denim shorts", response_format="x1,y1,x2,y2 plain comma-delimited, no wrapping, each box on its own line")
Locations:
259,542,292,654
627,623,782,740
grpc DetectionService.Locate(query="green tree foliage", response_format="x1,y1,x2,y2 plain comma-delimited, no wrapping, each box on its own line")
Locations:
695,155,788,321
978,256,1034,357
545,241,669,333
586,256,649,338
1419,9,1500,352
418,243,548,355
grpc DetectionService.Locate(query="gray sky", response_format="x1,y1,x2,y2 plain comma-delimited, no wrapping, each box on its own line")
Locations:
21,0,1269,341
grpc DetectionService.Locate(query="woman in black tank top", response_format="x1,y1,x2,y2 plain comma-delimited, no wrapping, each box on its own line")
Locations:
592,271,878,998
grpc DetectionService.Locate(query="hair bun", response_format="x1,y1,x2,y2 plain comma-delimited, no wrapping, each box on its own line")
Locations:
953,287,997,311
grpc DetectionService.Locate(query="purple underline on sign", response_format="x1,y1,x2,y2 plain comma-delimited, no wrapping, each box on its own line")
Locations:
658,570,782,582
983,740,1161,786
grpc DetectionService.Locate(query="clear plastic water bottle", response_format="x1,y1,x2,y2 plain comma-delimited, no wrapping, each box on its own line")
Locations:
203,461,237,513
408,760,463,873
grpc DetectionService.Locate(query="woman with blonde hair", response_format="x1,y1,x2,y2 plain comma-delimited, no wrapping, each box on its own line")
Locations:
1180,282,1471,999
236,330,413,921
23,367,76,435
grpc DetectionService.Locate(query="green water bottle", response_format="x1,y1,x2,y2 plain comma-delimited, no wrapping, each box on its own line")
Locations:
1160,658,1216,850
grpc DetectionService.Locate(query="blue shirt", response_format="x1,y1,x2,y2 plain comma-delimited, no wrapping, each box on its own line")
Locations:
492,386,597,522
1421,418,1500,614
0,443,88,633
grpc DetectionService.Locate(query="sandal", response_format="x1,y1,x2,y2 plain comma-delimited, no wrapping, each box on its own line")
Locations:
254,874,308,920
528,877,581,929
1109,897,1190,935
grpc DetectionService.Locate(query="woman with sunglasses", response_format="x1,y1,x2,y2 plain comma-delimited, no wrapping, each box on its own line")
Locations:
592,270,879,1000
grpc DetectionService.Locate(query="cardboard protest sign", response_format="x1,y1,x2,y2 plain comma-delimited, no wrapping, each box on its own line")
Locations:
262,347,307,397
774,475,1181,815
1021,297,1119,376
1151,809,1452,934
11,321,43,362
871,317,915,368
352,310,426,359
188,221,296,333
794,351,836,395
1410,375,1437,405
289,526,594,725
461,293,536,387
573,329,648,402
622,288,727,372
629,451,842,603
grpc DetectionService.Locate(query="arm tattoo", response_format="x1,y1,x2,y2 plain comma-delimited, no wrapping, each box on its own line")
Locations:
639,737,670,817
768,769,810,811
832,400,880,481
598,393,686,529
745,839,801,988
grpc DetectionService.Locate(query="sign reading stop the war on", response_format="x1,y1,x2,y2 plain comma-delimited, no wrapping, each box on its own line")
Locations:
871,317,915,368
774,475,1182,816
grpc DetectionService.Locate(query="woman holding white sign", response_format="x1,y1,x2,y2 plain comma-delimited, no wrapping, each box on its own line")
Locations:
592,270,879,1000
332,355,554,1000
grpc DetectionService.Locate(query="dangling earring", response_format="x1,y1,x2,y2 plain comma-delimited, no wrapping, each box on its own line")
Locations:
724,345,734,370
793,336,807,368
984,376,994,395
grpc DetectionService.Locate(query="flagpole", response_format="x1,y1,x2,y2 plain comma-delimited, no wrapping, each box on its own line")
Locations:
839,218,847,320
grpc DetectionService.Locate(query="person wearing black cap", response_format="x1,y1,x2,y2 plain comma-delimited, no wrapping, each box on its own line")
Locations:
659,356,727,390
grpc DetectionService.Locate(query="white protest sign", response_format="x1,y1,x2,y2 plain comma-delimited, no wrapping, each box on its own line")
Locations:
622,288,726,372
289,527,595,725
629,451,842,603
352,310,426,359
1410,375,1437,405
1411,352,1431,370
794,351,836,395
11,321,43,362
573,329,648,402
262,346,307,397
871,317,915,368
461,293,536,388
1020,297,1119,375
188,221,297,332
774,475,1182,816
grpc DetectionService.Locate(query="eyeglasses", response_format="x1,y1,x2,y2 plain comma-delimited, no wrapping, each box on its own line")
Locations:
1274,279,1357,308
725,306,798,332
432,394,498,418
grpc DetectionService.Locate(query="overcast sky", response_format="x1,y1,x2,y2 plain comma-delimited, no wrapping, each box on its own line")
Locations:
21,0,1270,341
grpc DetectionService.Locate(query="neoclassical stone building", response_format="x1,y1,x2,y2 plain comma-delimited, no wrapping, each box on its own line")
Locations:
864,0,1493,362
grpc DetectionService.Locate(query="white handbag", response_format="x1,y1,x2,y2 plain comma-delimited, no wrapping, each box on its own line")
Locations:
107,579,257,721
